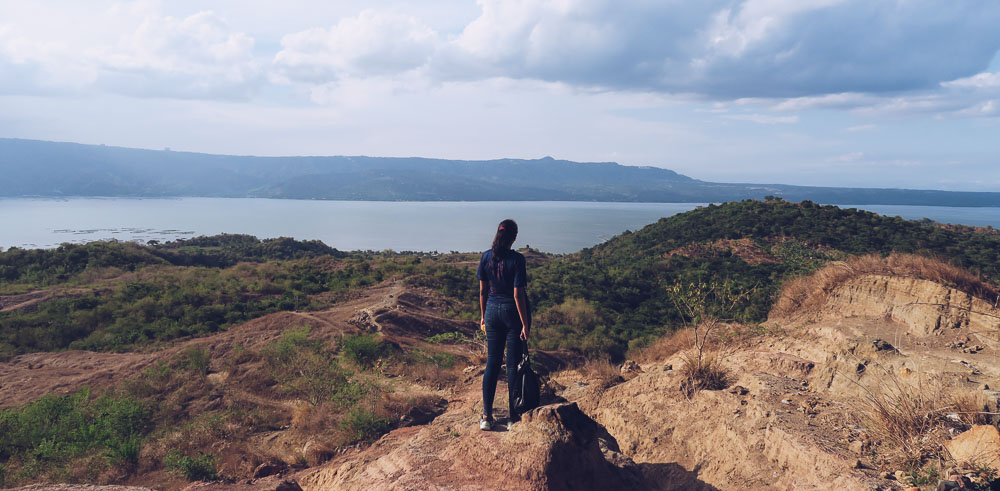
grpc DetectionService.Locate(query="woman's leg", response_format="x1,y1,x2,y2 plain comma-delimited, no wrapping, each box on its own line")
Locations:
482,302,507,419
502,303,524,422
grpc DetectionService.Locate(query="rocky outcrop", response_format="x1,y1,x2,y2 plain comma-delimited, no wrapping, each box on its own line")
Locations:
298,402,645,490
584,365,874,490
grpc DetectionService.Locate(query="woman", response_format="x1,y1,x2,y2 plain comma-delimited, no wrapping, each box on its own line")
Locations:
477,219,530,431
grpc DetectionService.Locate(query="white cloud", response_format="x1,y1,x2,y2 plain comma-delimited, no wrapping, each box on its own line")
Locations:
827,151,864,162
821,152,921,168
273,9,439,83
943,71,1000,89
724,113,799,124
0,4,262,99
428,0,1000,99
94,10,262,99
845,124,876,132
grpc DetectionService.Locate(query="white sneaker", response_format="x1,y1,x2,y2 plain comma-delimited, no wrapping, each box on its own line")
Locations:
480,416,494,431
506,421,513,431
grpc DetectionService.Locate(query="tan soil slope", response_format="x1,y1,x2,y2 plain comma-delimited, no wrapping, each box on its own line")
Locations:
551,271,1000,490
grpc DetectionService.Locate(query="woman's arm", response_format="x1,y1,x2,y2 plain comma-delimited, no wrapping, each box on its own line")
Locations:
514,286,530,340
479,280,488,326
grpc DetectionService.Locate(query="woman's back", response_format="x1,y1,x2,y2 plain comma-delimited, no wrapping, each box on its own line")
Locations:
476,249,527,303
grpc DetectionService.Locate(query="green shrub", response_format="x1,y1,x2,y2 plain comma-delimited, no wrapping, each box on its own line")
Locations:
425,332,468,344
180,346,211,378
410,349,455,369
340,407,391,444
263,326,361,405
164,449,217,481
104,434,142,467
0,388,150,478
340,334,394,368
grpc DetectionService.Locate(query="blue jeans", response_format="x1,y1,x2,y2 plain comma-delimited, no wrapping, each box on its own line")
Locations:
482,300,524,421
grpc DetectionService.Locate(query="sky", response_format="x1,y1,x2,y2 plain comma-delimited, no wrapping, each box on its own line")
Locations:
1,0,999,191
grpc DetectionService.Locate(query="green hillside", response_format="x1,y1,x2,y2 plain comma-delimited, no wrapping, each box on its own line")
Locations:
527,198,1000,357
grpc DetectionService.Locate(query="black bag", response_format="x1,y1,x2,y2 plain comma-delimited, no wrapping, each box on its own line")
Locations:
512,340,540,418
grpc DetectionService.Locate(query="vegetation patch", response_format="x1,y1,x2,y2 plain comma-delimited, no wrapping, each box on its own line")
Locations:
340,407,392,444
0,388,151,485
340,333,395,369
263,326,363,406
164,449,217,481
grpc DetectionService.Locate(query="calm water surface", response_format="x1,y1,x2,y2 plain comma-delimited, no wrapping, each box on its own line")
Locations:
2,198,999,254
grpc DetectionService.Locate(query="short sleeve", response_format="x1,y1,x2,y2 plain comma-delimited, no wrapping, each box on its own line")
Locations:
476,251,488,281
513,253,527,288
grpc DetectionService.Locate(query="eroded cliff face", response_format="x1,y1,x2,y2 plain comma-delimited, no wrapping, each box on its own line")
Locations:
815,275,1000,336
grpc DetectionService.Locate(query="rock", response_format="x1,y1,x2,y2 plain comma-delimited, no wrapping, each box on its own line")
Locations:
397,396,448,427
946,425,1000,471
849,440,864,455
302,440,335,466
299,402,643,490
894,470,908,481
663,364,673,371
937,478,963,491
728,385,749,396
619,360,643,379
872,339,896,352
253,461,287,479
274,480,303,491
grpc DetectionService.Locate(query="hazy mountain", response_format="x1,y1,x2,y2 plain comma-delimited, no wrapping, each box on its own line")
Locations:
1,138,997,206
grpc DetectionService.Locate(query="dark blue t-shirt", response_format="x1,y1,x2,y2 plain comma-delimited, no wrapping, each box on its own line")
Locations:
476,249,527,303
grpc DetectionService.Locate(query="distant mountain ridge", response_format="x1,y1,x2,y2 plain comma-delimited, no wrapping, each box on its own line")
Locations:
2,137,998,206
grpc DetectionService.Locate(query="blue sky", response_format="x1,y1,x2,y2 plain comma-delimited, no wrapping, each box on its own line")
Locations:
1,0,998,190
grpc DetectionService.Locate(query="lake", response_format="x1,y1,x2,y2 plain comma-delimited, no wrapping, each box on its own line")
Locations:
2,198,1000,254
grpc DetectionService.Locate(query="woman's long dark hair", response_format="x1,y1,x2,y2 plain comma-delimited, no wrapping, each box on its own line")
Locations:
491,219,518,259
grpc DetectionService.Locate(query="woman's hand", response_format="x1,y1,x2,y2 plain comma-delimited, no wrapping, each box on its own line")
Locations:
481,317,486,333
520,326,529,341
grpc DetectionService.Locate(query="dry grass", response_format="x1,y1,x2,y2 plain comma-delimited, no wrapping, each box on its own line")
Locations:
772,253,999,318
678,352,730,397
852,365,994,469
632,328,693,364
947,391,992,426
578,356,624,388
632,322,772,364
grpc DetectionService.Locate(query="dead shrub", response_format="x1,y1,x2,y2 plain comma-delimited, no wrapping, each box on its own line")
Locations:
772,253,1000,318
851,368,968,468
678,351,730,397
947,391,992,426
632,328,693,364
405,360,459,389
579,356,624,389
381,393,447,426
290,401,341,436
